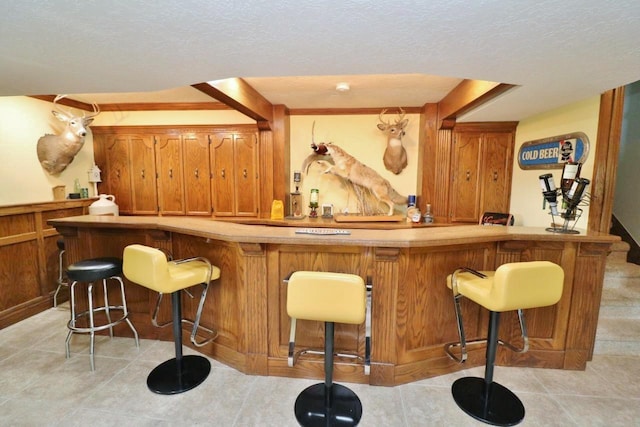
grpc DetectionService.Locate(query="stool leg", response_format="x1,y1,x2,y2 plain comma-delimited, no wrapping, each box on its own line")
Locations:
102,279,114,338
146,290,211,395
88,281,95,371
54,249,66,308
65,280,78,359
117,276,139,348
294,321,362,426
451,311,525,426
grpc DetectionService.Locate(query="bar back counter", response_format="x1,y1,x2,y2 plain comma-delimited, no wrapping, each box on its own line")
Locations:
48,215,618,386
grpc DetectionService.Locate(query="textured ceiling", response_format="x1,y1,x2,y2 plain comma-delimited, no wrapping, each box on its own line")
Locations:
1,1,639,121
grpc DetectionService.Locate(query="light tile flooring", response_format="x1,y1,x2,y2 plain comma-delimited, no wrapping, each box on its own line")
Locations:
1,306,639,427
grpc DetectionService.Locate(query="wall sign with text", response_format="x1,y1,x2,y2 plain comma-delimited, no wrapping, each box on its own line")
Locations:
518,132,590,170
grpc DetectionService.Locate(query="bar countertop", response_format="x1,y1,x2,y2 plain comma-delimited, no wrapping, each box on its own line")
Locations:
48,214,619,248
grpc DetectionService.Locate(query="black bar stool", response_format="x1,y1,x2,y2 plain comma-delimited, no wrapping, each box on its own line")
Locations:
444,261,564,426
286,271,367,427
66,257,139,371
123,244,220,395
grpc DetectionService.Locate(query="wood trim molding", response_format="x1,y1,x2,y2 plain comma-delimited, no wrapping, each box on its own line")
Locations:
437,80,516,127
588,87,625,233
289,107,422,115
192,79,274,127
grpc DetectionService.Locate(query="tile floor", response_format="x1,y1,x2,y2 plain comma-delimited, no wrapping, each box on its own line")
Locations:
1,306,639,427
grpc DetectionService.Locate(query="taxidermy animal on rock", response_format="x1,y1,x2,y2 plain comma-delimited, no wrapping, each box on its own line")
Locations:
308,142,406,215
377,107,408,174
37,95,100,175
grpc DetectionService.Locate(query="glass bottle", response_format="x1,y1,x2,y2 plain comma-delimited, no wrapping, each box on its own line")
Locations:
423,203,434,223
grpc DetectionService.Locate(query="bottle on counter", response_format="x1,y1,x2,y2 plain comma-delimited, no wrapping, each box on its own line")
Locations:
423,203,434,223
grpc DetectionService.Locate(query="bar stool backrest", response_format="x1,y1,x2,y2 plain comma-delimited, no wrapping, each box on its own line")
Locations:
123,244,171,293
492,261,564,311
287,271,366,324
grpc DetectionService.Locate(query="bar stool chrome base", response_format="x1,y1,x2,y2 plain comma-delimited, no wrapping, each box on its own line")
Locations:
295,383,362,427
147,355,211,395
65,257,139,371
452,377,524,426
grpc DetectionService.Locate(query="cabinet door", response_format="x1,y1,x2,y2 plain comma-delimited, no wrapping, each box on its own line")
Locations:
104,136,133,213
211,134,236,216
481,132,513,214
129,135,158,215
183,134,211,216
450,132,482,223
234,133,259,216
156,135,185,215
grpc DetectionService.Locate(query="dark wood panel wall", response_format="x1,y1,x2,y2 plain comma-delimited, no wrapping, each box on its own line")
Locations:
0,200,91,328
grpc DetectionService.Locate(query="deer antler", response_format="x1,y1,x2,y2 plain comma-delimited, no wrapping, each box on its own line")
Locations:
395,107,406,124
84,101,100,119
52,94,70,118
378,108,390,126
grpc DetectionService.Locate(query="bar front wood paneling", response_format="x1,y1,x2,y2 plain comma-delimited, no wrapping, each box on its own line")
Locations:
48,215,618,386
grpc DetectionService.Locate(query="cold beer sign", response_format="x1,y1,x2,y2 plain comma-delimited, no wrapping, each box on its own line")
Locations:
518,132,590,170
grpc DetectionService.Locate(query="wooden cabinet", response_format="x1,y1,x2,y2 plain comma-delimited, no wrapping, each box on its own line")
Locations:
449,124,514,223
93,126,258,218
211,132,259,217
183,134,212,216
101,134,158,215
156,135,186,215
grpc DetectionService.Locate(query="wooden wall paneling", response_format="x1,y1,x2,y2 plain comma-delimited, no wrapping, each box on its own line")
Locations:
417,103,438,213
564,242,610,369
268,244,369,382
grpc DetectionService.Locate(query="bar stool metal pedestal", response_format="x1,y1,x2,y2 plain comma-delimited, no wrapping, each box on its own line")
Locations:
286,271,367,427
444,261,564,426
65,257,139,371
123,244,220,395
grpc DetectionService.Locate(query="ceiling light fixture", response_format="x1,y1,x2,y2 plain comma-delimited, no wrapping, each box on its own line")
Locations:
335,82,350,92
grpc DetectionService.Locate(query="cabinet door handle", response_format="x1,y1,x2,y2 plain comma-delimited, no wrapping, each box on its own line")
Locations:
243,168,247,178
493,171,498,181
169,168,173,178
141,169,145,179
194,168,199,178
466,170,471,181
221,168,225,178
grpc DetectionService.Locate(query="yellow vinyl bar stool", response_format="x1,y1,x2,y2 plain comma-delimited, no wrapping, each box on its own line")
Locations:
445,261,564,426
122,244,220,395
287,271,366,427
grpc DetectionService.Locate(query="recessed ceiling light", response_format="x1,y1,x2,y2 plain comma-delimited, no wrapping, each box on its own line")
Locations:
335,82,350,92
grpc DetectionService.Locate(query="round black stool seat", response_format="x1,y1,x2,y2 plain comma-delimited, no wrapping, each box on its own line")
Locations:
57,238,65,251
67,257,123,282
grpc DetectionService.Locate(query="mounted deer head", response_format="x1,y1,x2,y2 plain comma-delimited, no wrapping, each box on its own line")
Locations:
377,107,408,174
37,95,100,175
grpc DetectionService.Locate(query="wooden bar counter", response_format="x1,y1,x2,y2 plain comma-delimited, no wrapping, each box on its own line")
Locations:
48,215,618,386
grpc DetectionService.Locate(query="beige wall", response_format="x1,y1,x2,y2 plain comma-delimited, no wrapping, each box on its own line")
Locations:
1,95,602,228
0,97,253,205
0,96,97,205
510,96,601,228
290,114,419,214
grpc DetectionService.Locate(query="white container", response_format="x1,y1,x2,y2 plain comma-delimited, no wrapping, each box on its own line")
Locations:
89,194,119,216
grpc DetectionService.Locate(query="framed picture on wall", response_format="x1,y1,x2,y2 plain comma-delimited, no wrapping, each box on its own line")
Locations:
321,204,334,218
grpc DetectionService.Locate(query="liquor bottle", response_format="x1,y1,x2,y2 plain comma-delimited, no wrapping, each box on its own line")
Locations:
561,162,581,197
423,203,434,223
